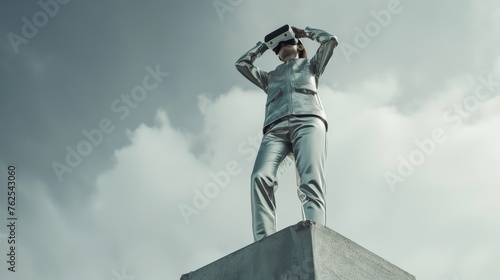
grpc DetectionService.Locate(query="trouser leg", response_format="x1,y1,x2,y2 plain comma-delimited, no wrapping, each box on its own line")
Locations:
251,121,291,242
290,116,327,225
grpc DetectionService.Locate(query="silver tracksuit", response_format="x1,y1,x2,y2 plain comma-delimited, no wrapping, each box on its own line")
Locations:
235,27,338,241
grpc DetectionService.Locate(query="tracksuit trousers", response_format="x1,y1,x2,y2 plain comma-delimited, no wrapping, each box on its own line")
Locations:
251,115,327,241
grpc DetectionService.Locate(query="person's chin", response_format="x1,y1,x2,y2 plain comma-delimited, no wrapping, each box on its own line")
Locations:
280,53,293,62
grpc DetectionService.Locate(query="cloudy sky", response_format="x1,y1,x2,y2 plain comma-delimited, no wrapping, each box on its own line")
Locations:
1,0,499,279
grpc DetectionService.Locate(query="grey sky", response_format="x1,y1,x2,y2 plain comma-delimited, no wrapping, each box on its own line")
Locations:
1,0,499,279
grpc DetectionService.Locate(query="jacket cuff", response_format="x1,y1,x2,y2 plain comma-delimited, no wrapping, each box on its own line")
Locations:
304,26,337,45
256,41,268,54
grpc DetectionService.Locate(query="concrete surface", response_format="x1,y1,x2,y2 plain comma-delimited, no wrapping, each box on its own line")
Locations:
181,221,416,279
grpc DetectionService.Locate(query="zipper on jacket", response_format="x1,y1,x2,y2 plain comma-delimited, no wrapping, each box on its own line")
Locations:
286,63,293,115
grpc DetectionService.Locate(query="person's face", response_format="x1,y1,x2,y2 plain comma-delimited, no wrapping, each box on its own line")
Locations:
278,42,303,62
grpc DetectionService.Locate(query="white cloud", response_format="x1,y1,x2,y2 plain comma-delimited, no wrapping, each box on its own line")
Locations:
88,88,269,278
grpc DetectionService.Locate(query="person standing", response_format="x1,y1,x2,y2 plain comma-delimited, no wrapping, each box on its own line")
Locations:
235,25,338,241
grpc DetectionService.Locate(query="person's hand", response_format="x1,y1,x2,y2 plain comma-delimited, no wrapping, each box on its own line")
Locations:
291,26,305,38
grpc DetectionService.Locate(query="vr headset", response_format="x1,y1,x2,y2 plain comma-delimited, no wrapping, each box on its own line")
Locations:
264,24,302,55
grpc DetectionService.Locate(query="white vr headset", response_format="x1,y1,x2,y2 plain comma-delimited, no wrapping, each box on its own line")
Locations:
264,24,301,54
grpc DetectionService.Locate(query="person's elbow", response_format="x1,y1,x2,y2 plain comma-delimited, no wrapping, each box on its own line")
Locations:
328,35,339,47
320,35,338,53
235,61,246,74
332,35,339,46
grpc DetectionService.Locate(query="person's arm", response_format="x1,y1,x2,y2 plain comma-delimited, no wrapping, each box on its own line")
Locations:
235,42,269,91
294,26,338,77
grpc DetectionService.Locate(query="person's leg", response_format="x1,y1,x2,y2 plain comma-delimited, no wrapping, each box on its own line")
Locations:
290,116,328,225
251,120,292,241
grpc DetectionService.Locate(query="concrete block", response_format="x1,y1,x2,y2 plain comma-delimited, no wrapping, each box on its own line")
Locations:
181,221,416,279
